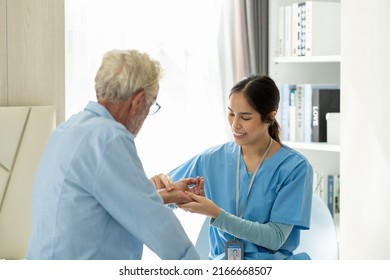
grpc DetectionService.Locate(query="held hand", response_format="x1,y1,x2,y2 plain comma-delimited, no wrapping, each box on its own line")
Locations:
178,192,221,219
158,188,193,205
150,173,174,191
174,177,205,197
154,176,205,204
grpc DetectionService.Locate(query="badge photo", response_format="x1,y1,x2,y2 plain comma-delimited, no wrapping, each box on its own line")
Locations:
225,240,244,260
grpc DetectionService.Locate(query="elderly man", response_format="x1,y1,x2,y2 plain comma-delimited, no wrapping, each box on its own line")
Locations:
26,49,200,260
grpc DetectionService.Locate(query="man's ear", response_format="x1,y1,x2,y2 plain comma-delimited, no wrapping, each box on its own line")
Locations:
127,89,147,113
131,89,146,106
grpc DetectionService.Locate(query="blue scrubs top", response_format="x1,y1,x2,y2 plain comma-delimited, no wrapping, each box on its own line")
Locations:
169,141,313,260
26,101,199,260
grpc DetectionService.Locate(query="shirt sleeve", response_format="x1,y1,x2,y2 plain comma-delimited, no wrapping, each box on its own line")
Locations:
270,157,313,229
211,209,293,251
93,134,199,260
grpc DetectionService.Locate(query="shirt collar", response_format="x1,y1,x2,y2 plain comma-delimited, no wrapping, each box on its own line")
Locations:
84,101,115,121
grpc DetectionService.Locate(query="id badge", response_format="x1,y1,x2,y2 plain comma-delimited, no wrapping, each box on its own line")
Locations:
225,240,244,260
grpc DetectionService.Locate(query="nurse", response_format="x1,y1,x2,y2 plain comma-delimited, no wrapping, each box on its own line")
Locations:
161,74,313,260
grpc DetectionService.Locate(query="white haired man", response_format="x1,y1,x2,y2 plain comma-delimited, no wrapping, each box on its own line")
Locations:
26,49,200,260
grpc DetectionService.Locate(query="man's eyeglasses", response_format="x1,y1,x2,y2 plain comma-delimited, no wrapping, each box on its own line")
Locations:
148,100,161,115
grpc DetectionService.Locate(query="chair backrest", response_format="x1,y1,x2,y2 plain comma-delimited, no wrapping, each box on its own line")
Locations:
0,106,56,259
294,193,339,259
195,194,339,260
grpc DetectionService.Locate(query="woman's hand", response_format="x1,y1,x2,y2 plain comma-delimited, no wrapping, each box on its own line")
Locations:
178,192,221,219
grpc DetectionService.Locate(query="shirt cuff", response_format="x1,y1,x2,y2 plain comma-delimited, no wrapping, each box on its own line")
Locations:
210,208,229,227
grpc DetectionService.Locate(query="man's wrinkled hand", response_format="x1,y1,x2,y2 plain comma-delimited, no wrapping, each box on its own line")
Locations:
150,173,174,191
174,177,205,197
157,176,205,204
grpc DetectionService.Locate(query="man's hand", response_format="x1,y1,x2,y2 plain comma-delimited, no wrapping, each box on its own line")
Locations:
152,175,205,204
174,177,205,197
150,174,205,195
150,173,174,191
158,188,192,205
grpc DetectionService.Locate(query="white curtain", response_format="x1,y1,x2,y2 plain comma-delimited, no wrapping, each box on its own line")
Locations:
65,0,232,177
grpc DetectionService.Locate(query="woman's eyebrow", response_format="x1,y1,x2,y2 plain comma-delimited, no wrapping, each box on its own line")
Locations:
227,107,253,115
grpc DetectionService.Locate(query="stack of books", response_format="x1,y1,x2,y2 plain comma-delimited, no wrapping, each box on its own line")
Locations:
277,1,340,57
280,84,340,143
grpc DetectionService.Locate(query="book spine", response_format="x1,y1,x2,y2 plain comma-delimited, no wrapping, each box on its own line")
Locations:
297,2,305,56
291,2,299,56
303,84,312,142
305,1,313,56
280,84,292,141
311,87,341,142
277,5,285,57
313,171,326,203
284,5,292,56
289,87,296,141
311,88,320,142
328,174,335,217
335,174,340,215
295,84,304,142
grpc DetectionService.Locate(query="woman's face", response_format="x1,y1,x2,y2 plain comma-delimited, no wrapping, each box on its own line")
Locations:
228,92,269,147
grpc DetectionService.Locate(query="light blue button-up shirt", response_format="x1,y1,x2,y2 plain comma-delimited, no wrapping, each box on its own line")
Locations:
26,101,199,260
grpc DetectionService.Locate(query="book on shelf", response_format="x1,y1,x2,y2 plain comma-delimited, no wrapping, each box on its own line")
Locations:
311,88,340,142
276,1,340,57
280,84,295,141
327,174,340,217
284,5,292,56
291,2,300,56
277,5,285,57
305,1,340,56
313,171,340,219
280,83,339,143
303,84,313,143
295,84,305,142
289,87,296,142
313,170,326,203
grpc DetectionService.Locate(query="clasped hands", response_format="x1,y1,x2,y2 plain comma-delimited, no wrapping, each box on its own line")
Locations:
150,173,205,205
150,174,221,219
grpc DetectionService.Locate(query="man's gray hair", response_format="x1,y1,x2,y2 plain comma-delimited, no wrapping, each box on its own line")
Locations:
95,49,162,103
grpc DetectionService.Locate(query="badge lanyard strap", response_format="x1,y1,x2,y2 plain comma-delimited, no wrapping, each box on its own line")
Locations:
235,138,273,219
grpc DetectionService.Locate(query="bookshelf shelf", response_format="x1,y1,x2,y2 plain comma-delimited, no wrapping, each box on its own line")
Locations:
284,141,340,152
274,55,341,64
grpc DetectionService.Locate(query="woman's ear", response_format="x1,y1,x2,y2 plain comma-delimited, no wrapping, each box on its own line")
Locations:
268,111,277,123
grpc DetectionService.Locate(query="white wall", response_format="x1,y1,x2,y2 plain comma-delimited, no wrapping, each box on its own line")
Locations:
340,0,390,259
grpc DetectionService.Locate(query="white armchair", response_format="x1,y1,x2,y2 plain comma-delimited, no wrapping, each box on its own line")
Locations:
0,106,56,259
294,193,339,259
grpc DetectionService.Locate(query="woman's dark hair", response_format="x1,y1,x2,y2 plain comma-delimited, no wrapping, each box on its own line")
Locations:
229,74,281,143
